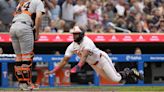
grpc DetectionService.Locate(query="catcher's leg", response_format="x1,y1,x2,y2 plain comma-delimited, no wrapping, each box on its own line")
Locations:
21,51,34,83
14,54,23,84
14,61,32,90
18,27,37,89
14,61,32,83
21,52,39,90
10,31,30,90
14,51,34,90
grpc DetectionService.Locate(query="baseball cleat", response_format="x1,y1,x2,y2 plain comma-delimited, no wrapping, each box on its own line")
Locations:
131,68,144,80
19,83,30,91
28,83,40,90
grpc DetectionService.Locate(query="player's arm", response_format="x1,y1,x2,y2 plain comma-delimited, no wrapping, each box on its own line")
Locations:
78,49,90,67
71,49,90,73
48,56,71,74
34,0,45,41
45,43,74,75
34,11,42,41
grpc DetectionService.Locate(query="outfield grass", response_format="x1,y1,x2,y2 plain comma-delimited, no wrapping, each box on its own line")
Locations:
0,86,164,92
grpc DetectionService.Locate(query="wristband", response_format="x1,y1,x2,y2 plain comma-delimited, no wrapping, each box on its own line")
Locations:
53,66,60,72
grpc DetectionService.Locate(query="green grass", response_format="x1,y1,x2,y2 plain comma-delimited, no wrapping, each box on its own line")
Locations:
0,86,164,91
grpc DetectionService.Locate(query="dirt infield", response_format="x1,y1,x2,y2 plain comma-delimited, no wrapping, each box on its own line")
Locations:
0,86,164,92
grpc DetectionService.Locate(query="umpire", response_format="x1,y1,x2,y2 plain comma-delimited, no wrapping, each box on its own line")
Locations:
9,0,45,90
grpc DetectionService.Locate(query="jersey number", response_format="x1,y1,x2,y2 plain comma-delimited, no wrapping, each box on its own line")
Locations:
16,1,31,12
23,2,30,11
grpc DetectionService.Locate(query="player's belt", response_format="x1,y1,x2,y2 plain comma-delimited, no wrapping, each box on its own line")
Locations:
12,21,33,27
93,53,102,65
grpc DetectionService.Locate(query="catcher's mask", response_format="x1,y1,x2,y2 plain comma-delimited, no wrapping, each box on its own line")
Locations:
70,26,85,43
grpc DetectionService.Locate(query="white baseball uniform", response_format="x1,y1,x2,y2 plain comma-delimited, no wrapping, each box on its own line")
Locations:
65,36,122,82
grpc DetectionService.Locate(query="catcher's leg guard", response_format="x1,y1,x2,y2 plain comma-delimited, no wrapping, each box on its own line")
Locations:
15,54,22,61
21,51,34,83
14,61,32,84
22,51,34,62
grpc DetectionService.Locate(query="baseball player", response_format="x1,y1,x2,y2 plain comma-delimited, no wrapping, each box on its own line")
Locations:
9,0,45,90
45,26,144,84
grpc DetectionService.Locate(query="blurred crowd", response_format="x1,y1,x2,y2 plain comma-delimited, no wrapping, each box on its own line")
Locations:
0,0,164,33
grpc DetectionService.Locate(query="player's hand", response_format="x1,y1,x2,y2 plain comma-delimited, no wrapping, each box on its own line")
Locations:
44,70,51,77
34,32,39,41
44,66,60,76
70,65,81,73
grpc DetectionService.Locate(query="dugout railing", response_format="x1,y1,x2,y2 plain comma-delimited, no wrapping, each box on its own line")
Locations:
0,54,164,87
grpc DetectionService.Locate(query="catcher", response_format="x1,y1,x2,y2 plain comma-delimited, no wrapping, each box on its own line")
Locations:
9,0,45,90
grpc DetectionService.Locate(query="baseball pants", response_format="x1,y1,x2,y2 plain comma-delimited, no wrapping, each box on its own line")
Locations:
91,51,122,82
9,22,34,54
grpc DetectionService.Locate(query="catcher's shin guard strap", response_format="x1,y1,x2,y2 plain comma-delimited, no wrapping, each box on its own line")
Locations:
22,52,34,61
15,54,22,61
14,62,32,83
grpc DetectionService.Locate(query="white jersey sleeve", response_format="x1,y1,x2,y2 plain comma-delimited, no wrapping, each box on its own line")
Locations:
82,36,96,51
35,0,45,13
64,43,74,57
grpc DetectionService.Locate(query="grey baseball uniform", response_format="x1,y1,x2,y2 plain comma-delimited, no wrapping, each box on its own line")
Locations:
9,0,45,90
9,0,45,54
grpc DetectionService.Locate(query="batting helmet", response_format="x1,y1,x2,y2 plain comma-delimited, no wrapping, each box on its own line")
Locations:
71,26,85,43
